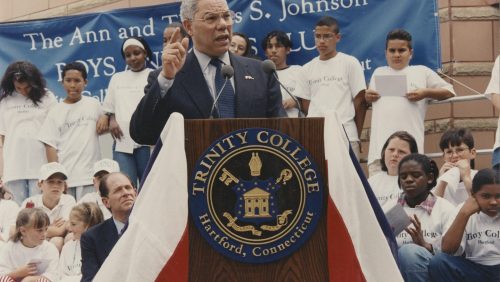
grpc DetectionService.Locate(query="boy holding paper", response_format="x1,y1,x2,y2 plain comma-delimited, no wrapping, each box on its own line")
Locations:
365,29,455,176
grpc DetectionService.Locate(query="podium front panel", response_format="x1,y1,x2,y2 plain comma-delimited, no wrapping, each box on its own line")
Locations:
185,118,328,281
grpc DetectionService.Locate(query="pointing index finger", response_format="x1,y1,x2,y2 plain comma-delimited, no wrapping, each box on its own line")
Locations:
169,27,182,44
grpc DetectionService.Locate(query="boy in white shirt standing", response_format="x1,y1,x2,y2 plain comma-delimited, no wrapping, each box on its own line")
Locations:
365,29,455,176
262,30,306,117
484,56,500,170
39,62,102,201
297,16,367,160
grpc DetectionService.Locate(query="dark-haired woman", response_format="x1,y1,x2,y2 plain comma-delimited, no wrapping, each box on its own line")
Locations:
229,32,251,57
0,61,57,205
98,37,153,186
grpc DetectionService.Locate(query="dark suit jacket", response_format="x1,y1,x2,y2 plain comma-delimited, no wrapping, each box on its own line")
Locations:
130,52,286,145
80,218,119,282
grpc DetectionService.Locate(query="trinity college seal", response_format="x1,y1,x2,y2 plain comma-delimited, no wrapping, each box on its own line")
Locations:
189,128,323,263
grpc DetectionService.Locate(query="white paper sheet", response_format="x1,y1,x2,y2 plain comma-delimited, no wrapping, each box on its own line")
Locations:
29,258,51,274
383,203,411,236
375,75,407,97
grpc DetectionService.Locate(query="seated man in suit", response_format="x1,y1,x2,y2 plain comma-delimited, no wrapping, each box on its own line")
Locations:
80,172,137,282
130,0,286,145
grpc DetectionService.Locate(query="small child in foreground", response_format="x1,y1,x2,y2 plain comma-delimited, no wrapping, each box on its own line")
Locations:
0,208,59,282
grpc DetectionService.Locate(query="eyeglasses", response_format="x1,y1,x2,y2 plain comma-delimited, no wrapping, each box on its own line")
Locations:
193,10,235,25
314,32,337,41
443,146,471,156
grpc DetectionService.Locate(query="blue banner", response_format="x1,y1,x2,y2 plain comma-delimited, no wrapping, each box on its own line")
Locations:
0,0,440,101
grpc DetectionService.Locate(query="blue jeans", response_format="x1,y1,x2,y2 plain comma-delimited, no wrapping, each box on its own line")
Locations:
429,252,500,282
6,179,39,206
67,184,94,201
493,147,500,170
398,244,433,282
113,144,150,186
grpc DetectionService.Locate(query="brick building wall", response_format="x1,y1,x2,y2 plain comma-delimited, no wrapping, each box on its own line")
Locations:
0,0,498,173
434,0,498,169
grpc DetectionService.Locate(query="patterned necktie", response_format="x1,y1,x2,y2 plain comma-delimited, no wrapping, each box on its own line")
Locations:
119,223,127,237
210,58,235,118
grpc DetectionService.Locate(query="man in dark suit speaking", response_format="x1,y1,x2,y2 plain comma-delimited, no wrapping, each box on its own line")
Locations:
130,0,286,145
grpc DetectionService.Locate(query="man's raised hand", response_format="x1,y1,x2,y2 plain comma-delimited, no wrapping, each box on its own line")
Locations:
161,27,189,79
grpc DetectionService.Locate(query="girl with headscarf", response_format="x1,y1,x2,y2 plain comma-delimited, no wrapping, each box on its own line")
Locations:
97,37,153,186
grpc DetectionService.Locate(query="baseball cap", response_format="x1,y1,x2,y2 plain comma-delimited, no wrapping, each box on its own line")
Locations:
39,162,68,181
93,159,120,176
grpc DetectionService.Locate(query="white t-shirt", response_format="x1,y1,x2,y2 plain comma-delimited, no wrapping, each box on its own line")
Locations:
78,191,111,220
368,172,401,207
58,239,82,281
38,96,102,187
452,206,500,266
0,91,57,182
367,65,456,165
0,200,18,244
276,65,307,117
434,167,478,206
102,68,152,153
21,194,76,222
388,195,455,250
0,240,59,282
484,56,500,150
298,52,366,141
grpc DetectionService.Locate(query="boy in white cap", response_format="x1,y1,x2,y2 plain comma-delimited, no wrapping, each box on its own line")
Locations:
21,162,76,252
78,159,119,220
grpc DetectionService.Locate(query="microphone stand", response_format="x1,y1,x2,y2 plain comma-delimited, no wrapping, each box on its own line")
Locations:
272,71,304,117
209,78,230,119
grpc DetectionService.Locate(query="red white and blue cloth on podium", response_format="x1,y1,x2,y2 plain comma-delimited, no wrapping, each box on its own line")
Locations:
94,113,189,282
94,111,402,281
323,111,402,281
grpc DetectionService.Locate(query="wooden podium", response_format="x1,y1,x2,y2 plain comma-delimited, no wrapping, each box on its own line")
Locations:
184,118,329,281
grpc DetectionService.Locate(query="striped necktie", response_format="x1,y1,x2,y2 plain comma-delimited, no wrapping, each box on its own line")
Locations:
210,58,235,118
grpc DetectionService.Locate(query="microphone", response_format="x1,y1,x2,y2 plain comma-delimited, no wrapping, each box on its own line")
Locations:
210,64,234,118
222,64,234,79
261,59,304,117
261,59,276,75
